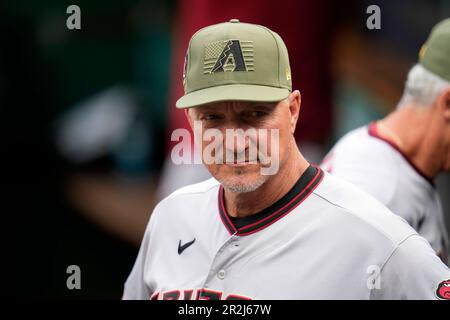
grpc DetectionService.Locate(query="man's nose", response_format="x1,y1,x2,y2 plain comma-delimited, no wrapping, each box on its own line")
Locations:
223,128,250,154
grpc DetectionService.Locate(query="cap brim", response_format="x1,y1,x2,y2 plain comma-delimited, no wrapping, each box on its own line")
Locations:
175,84,290,109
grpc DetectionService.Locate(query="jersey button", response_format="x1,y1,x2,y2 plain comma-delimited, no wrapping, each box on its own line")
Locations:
229,19,240,23
217,270,226,280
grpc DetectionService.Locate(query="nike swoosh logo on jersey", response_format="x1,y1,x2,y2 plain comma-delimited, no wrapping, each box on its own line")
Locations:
178,238,196,255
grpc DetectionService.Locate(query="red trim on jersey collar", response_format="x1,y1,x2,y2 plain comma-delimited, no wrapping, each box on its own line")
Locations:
367,122,435,187
217,165,324,236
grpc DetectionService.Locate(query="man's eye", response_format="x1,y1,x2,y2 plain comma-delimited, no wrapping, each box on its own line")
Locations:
249,111,267,118
203,114,221,121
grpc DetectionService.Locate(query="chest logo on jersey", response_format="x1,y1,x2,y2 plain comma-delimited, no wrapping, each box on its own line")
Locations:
436,279,450,300
178,238,196,255
151,288,252,300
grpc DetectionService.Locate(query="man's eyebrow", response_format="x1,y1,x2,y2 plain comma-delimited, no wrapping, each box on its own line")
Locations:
247,103,277,110
196,107,221,113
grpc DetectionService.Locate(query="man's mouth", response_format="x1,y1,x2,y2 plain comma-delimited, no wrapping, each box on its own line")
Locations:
225,159,258,166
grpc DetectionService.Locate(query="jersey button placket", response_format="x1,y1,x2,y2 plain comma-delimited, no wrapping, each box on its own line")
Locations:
217,269,226,280
203,237,236,287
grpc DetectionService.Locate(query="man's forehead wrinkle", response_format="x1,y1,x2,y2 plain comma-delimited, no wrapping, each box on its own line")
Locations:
222,100,248,112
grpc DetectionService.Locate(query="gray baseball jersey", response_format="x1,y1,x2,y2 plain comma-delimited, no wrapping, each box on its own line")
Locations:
123,165,450,300
321,122,449,260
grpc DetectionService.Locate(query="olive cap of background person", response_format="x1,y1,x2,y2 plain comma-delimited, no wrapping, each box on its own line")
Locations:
419,18,450,82
176,19,292,108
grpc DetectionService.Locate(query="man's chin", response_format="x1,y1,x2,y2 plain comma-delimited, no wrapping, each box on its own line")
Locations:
220,174,269,194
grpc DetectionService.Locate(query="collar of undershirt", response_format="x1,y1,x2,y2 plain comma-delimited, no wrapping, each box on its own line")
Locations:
217,164,324,236
367,121,435,188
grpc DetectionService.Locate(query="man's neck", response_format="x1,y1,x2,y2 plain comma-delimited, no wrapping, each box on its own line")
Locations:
379,107,441,179
224,147,309,218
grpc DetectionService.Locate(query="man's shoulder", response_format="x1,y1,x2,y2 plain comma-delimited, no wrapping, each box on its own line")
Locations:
325,124,435,216
147,178,220,232
169,177,220,197
312,172,417,246
330,125,399,165
331,125,371,149
323,125,403,205
154,178,220,212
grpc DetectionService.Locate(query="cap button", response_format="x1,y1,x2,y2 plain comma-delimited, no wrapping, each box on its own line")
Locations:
229,19,240,23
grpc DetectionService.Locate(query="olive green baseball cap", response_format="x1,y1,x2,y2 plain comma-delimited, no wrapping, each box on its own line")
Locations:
419,18,450,81
176,19,292,109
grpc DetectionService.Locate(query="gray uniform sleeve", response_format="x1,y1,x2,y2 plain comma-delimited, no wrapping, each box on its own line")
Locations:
419,194,449,261
371,235,450,300
122,209,159,300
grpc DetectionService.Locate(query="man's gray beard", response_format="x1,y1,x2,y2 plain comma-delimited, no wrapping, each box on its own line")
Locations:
220,174,269,193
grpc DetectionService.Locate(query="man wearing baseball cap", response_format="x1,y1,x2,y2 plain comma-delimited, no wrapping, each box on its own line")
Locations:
175,19,292,108
322,18,450,264
124,20,450,300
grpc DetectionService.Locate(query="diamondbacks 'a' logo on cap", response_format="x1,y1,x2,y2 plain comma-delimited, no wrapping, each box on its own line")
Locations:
204,39,254,74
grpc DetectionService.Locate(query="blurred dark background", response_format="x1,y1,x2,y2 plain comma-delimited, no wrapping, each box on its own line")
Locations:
1,0,449,299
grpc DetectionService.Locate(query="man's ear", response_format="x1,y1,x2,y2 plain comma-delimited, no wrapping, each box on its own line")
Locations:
437,87,450,121
288,90,301,134
184,108,194,128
